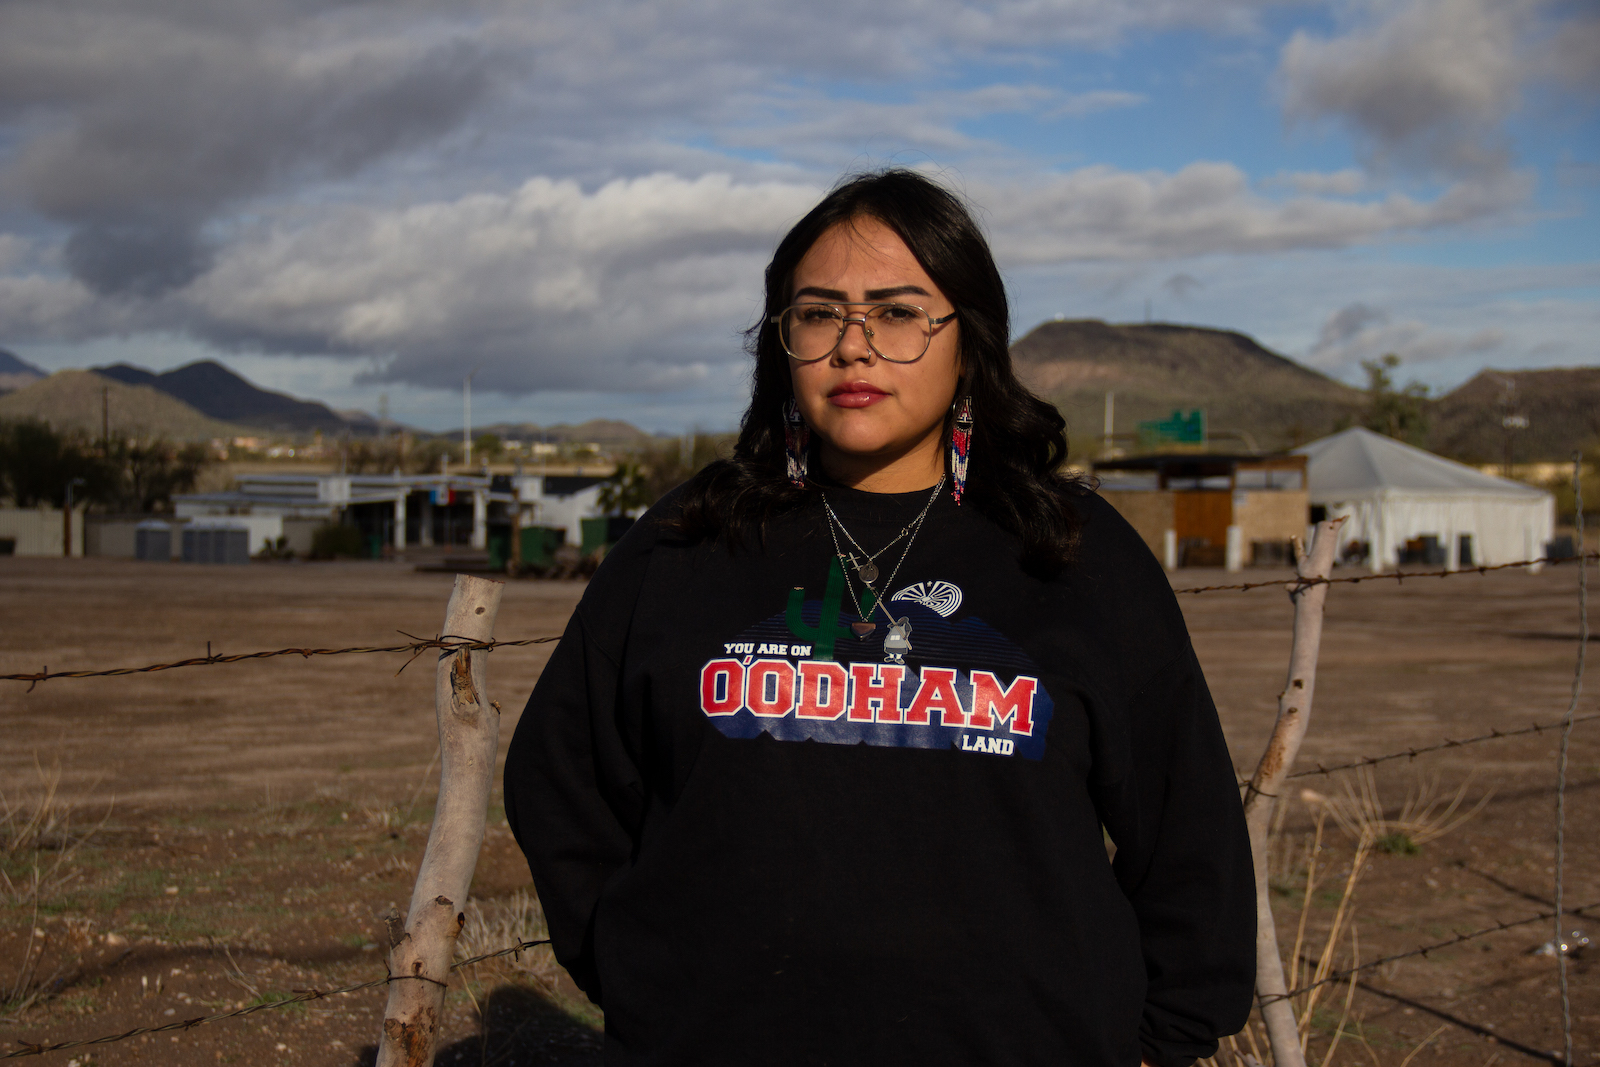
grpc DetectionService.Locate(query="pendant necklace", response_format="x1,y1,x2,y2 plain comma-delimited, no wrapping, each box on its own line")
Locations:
823,478,943,586
823,477,945,663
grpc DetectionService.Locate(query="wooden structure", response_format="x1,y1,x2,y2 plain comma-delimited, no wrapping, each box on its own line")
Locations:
1093,453,1309,569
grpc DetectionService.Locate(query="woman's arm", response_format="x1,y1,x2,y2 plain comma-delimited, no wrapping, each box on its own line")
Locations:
503,611,643,1003
1096,642,1257,1067
503,520,660,1005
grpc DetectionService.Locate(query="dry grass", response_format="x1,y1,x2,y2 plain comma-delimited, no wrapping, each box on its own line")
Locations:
0,757,109,906
1307,767,1493,856
455,889,560,989
1223,770,1493,1067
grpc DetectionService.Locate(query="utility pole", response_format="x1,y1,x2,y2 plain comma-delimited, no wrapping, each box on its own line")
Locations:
1102,391,1115,458
463,371,476,468
1496,376,1526,477
101,386,110,453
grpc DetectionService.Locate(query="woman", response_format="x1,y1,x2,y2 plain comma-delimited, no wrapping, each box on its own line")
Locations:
504,170,1254,1066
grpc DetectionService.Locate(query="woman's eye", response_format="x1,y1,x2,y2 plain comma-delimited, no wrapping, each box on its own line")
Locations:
878,305,921,323
797,307,841,324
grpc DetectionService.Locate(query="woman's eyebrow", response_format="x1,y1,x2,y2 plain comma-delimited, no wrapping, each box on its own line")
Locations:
793,285,847,301
791,284,932,302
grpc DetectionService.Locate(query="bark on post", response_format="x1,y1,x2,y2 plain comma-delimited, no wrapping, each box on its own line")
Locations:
1243,519,1344,1067
376,574,505,1067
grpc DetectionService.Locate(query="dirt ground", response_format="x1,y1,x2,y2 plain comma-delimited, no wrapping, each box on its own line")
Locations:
0,555,1594,1066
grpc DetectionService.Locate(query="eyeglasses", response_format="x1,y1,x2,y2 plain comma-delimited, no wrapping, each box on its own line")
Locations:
770,302,957,364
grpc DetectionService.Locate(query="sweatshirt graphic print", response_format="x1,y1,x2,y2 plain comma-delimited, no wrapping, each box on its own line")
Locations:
699,556,1054,759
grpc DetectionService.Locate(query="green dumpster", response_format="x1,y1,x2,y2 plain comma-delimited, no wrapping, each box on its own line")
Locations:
518,525,566,569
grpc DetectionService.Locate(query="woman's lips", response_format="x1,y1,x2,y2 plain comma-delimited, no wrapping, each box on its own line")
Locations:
827,381,889,408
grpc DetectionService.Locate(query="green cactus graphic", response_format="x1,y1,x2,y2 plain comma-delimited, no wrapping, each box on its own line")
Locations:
786,554,860,661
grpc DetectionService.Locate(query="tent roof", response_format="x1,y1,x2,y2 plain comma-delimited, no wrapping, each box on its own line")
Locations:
1291,427,1548,502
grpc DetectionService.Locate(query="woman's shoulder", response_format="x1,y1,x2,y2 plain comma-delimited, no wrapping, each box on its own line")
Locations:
1056,487,1189,630
570,486,689,629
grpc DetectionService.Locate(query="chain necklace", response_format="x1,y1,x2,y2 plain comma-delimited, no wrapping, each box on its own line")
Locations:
823,477,945,662
822,477,943,585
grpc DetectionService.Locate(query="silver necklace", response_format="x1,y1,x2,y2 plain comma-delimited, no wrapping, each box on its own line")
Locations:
823,478,943,585
823,477,944,663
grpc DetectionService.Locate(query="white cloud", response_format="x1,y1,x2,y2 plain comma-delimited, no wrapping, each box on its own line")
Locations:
1268,168,1367,194
179,173,816,393
982,162,1528,262
1278,0,1600,179
1280,0,1528,176
1305,312,1508,376
0,162,1535,396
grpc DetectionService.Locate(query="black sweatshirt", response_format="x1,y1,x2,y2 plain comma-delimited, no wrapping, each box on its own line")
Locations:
504,484,1255,1067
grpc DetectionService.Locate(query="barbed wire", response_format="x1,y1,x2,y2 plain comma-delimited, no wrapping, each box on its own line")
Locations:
1260,899,1600,1005
1285,712,1600,779
2,938,552,1058
5,551,1595,691
1172,551,1598,596
1,634,561,691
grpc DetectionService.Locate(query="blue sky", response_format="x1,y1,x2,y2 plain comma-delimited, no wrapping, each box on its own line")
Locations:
0,0,1595,435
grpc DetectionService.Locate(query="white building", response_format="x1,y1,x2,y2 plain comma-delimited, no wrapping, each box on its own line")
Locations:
173,471,608,556
1293,427,1555,571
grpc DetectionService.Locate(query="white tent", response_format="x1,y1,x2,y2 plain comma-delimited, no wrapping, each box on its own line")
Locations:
1292,427,1554,571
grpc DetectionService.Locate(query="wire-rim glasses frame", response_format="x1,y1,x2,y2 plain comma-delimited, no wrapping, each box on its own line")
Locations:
770,301,958,364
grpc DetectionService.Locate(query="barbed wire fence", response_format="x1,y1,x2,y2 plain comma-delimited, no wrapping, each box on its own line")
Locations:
2,939,552,1059
0,540,1593,1061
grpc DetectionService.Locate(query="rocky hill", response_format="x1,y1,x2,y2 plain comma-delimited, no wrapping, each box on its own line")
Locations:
1429,367,1600,463
0,348,46,394
94,360,353,435
1012,319,1366,453
0,370,247,441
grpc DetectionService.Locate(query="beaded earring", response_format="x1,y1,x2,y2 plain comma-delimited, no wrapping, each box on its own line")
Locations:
783,399,810,489
950,395,973,505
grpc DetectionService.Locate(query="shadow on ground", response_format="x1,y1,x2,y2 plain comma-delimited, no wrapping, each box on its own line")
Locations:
356,983,603,1066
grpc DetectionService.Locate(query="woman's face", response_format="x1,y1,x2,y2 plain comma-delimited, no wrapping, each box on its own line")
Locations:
786,216,962,491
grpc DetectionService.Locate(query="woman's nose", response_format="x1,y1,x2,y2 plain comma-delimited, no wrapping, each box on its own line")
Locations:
832,316,876,363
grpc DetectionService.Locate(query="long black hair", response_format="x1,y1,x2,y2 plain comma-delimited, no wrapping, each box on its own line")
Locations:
670,168,1087,573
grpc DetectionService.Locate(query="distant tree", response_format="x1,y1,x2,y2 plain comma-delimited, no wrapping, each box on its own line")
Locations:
1360,354,1430,446
407,436,457,474
343,436,409,474
0,420,114,507
597,433,736,515
596,460,654,516
473,433,502,462
106,439,209,512
0,420,206,511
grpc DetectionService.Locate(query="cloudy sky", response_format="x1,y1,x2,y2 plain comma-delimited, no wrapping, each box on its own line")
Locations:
1,0,1595,434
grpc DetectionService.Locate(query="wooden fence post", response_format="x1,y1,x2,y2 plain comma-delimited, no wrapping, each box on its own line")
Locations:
376,574,505,1067
1243,518,1344,1067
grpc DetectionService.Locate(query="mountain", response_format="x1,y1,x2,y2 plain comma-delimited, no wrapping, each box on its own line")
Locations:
0,370,247,441
1011,319,1366,453
1429,368,1600,464
0,348,46,394
93,360,350,435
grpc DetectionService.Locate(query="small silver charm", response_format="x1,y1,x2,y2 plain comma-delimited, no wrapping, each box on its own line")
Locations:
883,617,912,665
857,561,879,584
